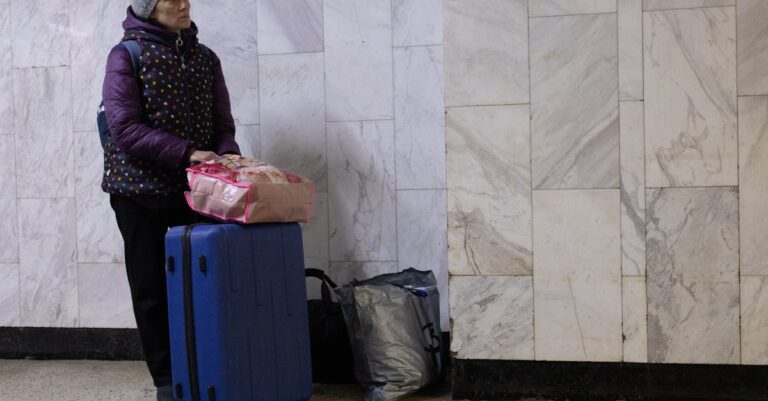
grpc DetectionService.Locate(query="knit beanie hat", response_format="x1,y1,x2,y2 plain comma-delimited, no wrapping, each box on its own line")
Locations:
131,0,159,19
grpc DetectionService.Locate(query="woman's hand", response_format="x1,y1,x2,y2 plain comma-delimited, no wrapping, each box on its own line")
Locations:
189,150,218,164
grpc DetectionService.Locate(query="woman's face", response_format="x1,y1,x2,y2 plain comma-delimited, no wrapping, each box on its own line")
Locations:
150,0,192,33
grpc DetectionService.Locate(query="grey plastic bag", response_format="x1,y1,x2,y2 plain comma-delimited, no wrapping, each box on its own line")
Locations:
335,268,442,401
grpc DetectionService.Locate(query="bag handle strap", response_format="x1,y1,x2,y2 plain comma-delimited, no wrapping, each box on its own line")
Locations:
305,268,338,305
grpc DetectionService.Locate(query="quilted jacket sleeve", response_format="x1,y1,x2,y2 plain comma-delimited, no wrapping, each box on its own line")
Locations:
102,45,192,167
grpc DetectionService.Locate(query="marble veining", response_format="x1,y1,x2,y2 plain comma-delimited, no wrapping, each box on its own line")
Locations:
69,0,125,132
259,52,327,191
18,198,78,327
0,196,18,264
76,192,124,264
619,0,643,101
0,264,19,326
643,0,735,11
620,101,646,276
330,261,398,287
257,0,323,55
235,125,261,161
644,7,737,187
738,96,768,275
450,276,534,360
11,0,70,68
302,192,329,271
328,121,396,262
741,276,768,365
13,67,74,198
622,276,648,362
0,4,12,134
646,187,739,364
394,45,445,190
529,0,616,17
324,0,393,121
195,0,260,125
530,13,619,189
737,0,768,96
444,0,528,107
397,189,448,328
392,0,442,47
78,263,135,328
446,105,532,276
0,135,16,198
533,189,622,362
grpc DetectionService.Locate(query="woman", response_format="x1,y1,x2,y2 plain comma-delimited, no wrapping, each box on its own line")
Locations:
101,1,239,400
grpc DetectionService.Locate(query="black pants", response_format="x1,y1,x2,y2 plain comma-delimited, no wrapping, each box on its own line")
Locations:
110,195,207,387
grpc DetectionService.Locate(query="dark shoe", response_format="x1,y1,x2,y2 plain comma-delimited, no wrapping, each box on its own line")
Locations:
156,384,175,401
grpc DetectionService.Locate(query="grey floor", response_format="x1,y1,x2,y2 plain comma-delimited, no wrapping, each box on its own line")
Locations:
0,359,453,401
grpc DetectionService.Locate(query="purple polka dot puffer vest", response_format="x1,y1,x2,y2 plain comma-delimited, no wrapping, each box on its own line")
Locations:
102,30,216,198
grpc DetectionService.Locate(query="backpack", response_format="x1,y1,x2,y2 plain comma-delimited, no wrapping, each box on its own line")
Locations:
304,268,357,384
96,39,141,150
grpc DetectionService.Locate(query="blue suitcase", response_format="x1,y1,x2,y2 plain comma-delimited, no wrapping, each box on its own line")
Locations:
165,223,313,401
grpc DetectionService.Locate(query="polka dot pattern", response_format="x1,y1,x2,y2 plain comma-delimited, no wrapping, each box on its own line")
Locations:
103,33,217,197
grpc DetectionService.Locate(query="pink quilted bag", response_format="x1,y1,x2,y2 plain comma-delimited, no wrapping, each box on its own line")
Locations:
185,155,316,224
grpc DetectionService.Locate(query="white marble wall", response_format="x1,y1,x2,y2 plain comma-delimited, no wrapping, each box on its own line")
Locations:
446,0,768,365
0,0,448,329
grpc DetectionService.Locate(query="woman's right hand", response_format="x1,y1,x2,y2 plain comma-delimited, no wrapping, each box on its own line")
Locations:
189,150,218,164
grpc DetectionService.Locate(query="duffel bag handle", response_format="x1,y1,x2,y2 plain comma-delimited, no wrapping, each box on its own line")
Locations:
305,268,338,306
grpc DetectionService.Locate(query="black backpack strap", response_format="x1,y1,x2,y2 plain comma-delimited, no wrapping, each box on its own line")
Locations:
119,40,141,75
305,268,338,306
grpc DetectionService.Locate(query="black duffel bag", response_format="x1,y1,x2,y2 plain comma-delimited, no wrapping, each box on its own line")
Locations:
305,268,356,384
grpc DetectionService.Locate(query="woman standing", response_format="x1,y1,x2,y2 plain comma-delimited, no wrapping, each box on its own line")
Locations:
101,1,239,400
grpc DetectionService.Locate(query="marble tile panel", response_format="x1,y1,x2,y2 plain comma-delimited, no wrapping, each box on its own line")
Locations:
397,189,448,328
529,0,616,17
0,197,18,263
302,192,329,270
738,1,768,96
73,130,103,196
446,105,532,276
450,276,534,360
259,53,326,191
78,263,135,328
392,0,442,47
328,121,396,261
13,67,74,198
741,276,768,365
739,96,768,275
257,0,323,54
11,0,70,68
620,101,646,276
533,189,622,362
530,13,619,190
644,7,737,187
646,187,739,364
330,262,398,287
325,0,393,121
0,264,20,326
235,125,261,161
444,0,528,107
394,45,445,190
69,0,125,132
643,0,735,10
0,4,12,134
18,198,78,327
76,191,124,264
619,0,643,101
194,0,260,125
622,276,648,363
0,135,16,198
